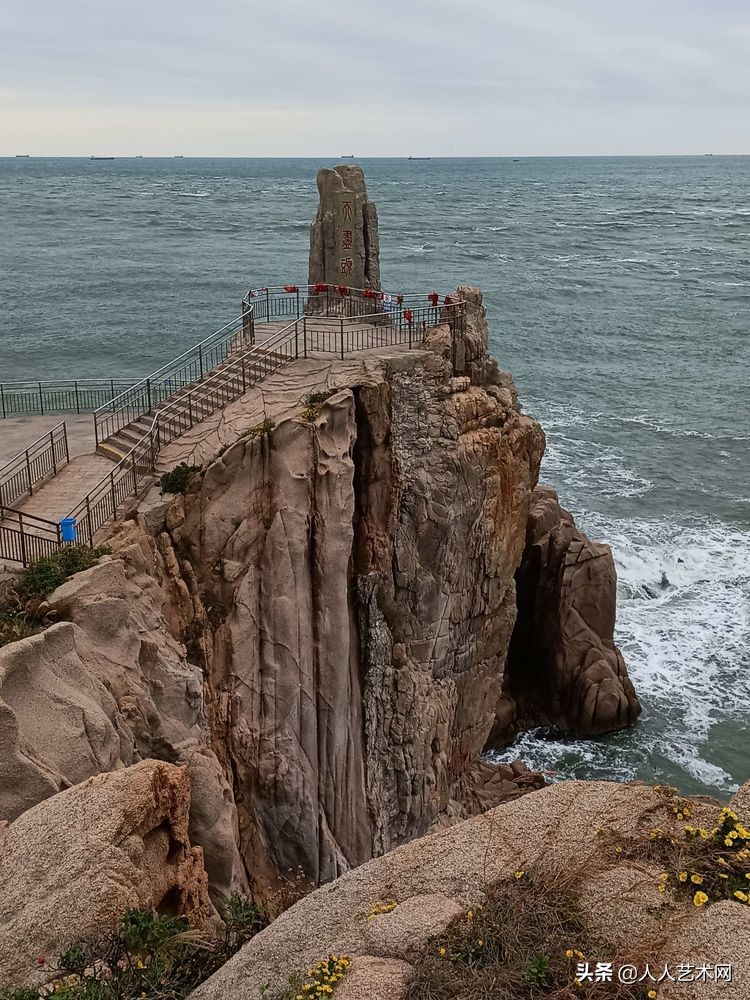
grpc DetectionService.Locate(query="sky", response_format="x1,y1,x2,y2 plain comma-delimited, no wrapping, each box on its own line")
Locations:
1,0,749,156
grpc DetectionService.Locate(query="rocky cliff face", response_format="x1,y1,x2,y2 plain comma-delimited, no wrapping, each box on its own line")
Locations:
168,288,547,894
493,486,641,743
0,286,640,955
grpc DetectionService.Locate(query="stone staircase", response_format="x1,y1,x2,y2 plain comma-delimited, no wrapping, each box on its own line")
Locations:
96,329,290,462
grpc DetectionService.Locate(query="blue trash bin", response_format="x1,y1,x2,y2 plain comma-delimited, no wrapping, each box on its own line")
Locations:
59,517,77,543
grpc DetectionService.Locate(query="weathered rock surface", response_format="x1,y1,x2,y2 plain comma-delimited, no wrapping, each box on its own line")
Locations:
191,779,750,1000
494,485,640,743
308,164,380,289
166,288,547,898
0,760,212,988
0,532,247,908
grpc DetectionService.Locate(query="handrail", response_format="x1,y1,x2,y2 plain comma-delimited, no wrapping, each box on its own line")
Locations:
92,312,251,447
0,422,70,510
2,285,466,565
0,505,63,568
0,379,146,418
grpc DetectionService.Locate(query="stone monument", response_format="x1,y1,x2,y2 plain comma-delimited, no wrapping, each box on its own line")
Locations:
308,164,380,290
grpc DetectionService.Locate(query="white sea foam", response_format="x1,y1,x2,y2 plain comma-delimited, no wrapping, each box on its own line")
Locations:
177,190,211,198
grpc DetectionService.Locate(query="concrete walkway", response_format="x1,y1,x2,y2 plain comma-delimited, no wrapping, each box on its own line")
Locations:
0,414,97,465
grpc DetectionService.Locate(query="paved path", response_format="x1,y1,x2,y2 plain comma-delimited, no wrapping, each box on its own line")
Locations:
13,454,115,523
0,414,97,465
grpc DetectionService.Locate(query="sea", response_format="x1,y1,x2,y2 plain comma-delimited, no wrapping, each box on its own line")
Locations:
1,156,748,799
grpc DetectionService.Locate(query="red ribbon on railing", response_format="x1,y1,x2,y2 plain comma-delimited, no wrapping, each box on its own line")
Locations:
313,283,328,294
403,309,413,325
246,290,255,299
337,285,351,297
396,294,404,305
284,285,299,293
363,289,376,299
428,292,439,307
444,295,453,305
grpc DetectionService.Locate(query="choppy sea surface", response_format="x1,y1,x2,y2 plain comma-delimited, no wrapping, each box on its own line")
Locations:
1,156,748,797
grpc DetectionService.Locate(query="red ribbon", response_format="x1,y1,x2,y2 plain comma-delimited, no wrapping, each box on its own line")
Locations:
284,285,299,293
403,309,413,324
396,294,404,305
246,290,256,299
428,292,439,307
313,283,328,294
444,295,453,305
337,285,351,296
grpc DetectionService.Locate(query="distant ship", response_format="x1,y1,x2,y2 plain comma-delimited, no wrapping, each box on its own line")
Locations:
15,154,30,158
136,155,144,158
408,156,431,160
340,155,355,159
174,155,184,158
90,156,114,160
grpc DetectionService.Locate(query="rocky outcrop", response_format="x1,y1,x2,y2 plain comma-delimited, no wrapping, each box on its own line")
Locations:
0,760,212,988
494,486,640,743
191,779,750,1000
308,164,380,289
0,532,247,908
160,288,547,898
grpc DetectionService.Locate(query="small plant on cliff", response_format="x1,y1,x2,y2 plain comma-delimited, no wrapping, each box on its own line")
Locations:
159,463,201,495
240,417,276,440
0,897,267,1000
282,955,351,1000
406,873,651,1000
0,609,38,648
17,545,109,602
300,389,339,423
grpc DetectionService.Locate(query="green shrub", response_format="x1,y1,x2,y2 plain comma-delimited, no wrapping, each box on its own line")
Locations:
17,545,108,602
0,899,267,1000
159,463,201,495
300,389,339,423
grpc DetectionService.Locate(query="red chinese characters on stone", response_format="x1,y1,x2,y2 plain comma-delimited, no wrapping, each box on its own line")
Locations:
340,257,353,276
341,202,353,222
342,229,353,250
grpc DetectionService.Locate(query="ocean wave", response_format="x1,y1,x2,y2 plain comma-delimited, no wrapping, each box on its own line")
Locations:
491,513,750,794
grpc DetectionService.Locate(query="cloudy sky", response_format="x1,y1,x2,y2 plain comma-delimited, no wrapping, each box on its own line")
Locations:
1,0,748,156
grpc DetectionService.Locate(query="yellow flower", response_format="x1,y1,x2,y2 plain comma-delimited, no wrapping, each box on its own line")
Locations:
693,891,709,907
691,874,704,885
657,884,666,893
565,950,574,958
660,873,669,881
678,872,688,882
734,891,749,902
514,871,525,878
477,939,484,946
615,846,623,854
648,991,657,999
438,947,446,957
466,910,474,919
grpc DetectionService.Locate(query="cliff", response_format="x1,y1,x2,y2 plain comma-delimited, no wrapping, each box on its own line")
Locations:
0,287,640,980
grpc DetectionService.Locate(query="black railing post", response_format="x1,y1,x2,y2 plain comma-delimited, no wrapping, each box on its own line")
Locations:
199,346,204,379
0,384,5,419
75,381,80,413
296,289,300,319
50,430,57,475
19,513,28,567
146,378,152,412
304,317,308,358
25,449,32,495
266,288,271,321
94,414,99,449
340,318,345,360
241,357,247,392
86,496,93,546
295,321,299,359
63,423,70,464
38,382,44,415
110,472,117,518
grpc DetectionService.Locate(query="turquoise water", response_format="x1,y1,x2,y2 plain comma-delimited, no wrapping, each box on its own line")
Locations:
1,156,748,796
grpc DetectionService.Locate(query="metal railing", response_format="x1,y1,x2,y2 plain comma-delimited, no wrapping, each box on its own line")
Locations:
93,313,252,447
1,285,466,566
0,507,64,567
0,422,70,510
0,379,143,418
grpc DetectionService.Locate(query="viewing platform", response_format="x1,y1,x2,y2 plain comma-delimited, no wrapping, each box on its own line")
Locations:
1,284,466,567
